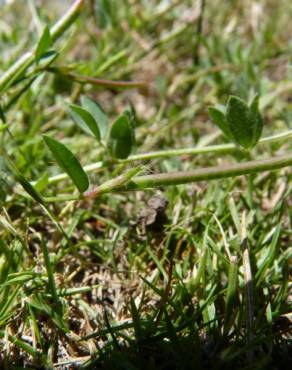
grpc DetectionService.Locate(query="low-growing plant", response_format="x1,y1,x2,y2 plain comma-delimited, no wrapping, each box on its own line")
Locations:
0,0,291,369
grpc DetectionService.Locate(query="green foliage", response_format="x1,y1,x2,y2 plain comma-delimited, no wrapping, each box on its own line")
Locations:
0,0,291,368
208,105,232,140
35,25,52,62
0,159,13,204
29,294,68,332
37,50,58,69
249,94,264,145
0,105,6,123
223,256,238,336
69,103,101,141
80,95,108,139
107,112,135,159
43,135,89,193
209,95,264,149
16,174,45,205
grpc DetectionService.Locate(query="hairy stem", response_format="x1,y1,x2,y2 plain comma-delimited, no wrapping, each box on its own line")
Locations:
125,153,292,190
43,153,292,202
43,129,292,185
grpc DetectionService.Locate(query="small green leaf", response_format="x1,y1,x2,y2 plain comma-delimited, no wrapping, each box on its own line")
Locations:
107,113,135,159
43,135,89,193
37,50,58,69
124,109,136,143
226,96,254,149
69,104,100,141
81,96,108,139
249,94,263,146
35,25,52,61
208,106,233,140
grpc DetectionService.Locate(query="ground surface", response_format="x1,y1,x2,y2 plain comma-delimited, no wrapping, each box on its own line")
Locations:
0,0,291,369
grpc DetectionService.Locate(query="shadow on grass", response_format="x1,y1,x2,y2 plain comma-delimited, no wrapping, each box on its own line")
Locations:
82,317,292,370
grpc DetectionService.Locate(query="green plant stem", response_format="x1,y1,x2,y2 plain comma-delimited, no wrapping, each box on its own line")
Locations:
46,69,148,90
44,129,292,185
40,238,59,307
0,0,84,92
123,153,292,190
50,0,84,42
126,130,291,161
0,52,35,93
44,153,292,202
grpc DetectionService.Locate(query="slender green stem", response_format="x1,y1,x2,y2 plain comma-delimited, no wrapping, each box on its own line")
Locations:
43,153,292,202
46,161,104,185
126,153,292,190
50,0,84,42
0,52,34,92
125,142,236,161
44,129,292,185
84,165,143,198
40,238,59,307
0,0,84,92
47,69,148,90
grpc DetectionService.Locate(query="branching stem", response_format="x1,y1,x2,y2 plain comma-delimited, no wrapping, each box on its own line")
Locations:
43,153,292,202
44,129,292,185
